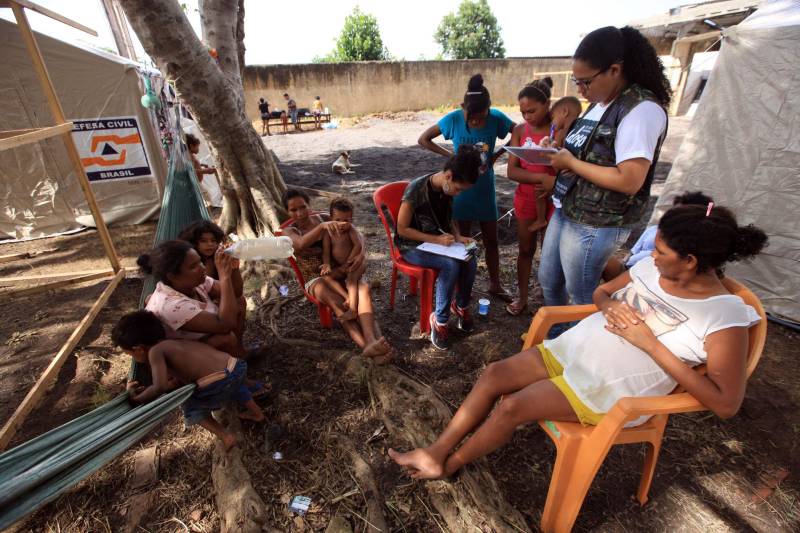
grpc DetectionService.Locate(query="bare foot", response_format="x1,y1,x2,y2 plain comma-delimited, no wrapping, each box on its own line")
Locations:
528,219,548,233
362,336,390,358
221,433,238,452
388,447,446,480
372,346,396,365
238,409,265,422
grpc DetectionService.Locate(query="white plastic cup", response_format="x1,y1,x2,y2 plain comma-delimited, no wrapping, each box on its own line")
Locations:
478,298,490,316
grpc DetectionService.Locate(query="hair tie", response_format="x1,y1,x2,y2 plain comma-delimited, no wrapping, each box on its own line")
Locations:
465,91,483,95
706,202,714,217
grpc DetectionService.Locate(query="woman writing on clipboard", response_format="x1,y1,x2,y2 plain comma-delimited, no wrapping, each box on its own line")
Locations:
395,146,483,350
540,26,671,336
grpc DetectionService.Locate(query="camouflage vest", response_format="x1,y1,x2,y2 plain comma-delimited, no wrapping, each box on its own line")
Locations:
562,84,668,227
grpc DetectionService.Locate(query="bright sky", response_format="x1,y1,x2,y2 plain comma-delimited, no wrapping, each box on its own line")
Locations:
2,0,684,64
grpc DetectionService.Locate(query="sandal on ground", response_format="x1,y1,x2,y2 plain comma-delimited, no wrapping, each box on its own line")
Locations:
248,381,271,400
505,300,529,316
488,288,514,303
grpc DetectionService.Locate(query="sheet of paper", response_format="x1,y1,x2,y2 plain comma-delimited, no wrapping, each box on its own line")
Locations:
504,145,558,166
417,242,470,261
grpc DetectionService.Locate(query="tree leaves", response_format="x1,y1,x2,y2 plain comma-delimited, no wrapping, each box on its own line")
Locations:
434,0,505,60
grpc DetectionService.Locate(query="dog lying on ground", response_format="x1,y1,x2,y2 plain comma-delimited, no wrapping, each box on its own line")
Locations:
332,151,360,175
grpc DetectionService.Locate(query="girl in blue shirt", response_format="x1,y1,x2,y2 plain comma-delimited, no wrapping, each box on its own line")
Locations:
418,74,515,301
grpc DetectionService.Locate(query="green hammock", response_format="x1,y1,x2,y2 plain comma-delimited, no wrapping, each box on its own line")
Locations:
0,111,211,530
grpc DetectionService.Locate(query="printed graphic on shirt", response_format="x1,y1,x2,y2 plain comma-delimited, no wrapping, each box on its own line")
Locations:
553,116,599,203
612,275,688,337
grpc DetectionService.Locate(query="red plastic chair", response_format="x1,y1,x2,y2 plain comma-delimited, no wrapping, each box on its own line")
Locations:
373,182,438,333
276,216,333,329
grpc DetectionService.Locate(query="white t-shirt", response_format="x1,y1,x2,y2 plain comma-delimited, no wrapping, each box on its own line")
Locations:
580,99,667,164
543,257,760,426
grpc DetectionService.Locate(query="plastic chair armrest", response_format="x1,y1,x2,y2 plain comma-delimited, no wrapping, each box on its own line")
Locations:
614,393,706,418
523,305,598,349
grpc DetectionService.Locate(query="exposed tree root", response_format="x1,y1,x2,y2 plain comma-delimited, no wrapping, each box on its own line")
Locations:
368,362,532,533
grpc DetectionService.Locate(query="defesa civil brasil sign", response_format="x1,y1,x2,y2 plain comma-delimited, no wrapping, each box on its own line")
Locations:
71,117,152,181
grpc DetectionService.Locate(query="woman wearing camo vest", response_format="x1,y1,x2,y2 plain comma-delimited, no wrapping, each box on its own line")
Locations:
540,26,671,337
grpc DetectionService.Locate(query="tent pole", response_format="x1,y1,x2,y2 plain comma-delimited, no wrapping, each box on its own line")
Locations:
10,2,121,273
0,268,126,451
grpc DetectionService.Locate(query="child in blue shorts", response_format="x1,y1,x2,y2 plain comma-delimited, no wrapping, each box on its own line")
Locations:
112,311,264,452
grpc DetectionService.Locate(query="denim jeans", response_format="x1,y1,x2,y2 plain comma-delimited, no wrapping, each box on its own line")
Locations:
538,209,631,334
402,248,477,324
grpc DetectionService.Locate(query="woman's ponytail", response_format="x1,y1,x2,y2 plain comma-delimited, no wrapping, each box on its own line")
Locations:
137,253,153,275
731,224,768,263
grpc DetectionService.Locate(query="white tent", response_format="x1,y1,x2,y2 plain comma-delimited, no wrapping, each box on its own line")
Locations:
0,18,167,240
653,0,800,321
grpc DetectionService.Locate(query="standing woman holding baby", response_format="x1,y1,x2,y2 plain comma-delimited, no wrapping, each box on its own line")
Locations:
540,26,671,335
419,74,516,303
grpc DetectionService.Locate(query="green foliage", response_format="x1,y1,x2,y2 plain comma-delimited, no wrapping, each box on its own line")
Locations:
327,6,390,62
434,0,505,60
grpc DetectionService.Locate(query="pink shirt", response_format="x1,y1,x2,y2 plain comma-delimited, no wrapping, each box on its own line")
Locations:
145,276,218,340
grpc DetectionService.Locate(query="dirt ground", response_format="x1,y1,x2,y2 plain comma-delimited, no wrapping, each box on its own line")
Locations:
2,111,798,532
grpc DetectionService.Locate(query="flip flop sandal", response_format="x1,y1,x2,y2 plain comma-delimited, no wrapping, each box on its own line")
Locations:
505,301,529,316
489,288,514,303
248,381,271,400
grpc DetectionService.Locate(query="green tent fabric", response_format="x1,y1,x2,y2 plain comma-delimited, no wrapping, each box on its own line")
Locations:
0,386,195,529
0,111,212,531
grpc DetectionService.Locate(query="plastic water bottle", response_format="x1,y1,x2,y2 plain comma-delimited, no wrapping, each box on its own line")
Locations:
224,236,294,260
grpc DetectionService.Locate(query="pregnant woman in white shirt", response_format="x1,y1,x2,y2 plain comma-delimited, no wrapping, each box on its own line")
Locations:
389,204,767,479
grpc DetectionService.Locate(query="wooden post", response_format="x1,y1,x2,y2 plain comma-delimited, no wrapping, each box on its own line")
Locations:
10,2,121,273
0,268,126,450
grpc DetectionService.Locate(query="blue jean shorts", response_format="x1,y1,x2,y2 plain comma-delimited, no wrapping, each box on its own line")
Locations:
183,359,251,425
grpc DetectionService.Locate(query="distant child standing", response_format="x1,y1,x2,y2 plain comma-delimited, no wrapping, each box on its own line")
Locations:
505,78,557,315
312,96,324,129
185,134,217,184
320,197,365,321
418,74,515,302
113,311,264,452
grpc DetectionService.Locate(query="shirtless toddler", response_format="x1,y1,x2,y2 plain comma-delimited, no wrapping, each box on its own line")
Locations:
320,197,366,321
113,310,264,452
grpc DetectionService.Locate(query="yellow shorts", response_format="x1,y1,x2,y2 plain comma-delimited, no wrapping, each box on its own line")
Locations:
538,343,604,426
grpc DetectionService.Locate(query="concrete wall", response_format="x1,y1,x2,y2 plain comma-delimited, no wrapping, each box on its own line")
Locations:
244,57,577,119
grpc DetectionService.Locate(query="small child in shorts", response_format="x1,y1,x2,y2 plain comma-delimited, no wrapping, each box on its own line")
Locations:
320,197,365,321
113,310,264,452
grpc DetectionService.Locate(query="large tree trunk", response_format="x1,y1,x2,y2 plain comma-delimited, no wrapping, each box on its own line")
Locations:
119,0,286,237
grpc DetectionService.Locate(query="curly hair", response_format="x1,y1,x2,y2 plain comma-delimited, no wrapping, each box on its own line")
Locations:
658,205,767,274
574,26,672,106
444,144,483,185
177,220,225,249
112,310,166,350
329,196,354,215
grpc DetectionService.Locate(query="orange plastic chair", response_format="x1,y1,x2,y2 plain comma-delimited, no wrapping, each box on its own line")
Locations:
522,277,767,533
276,216,333,329
373,182,439,333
